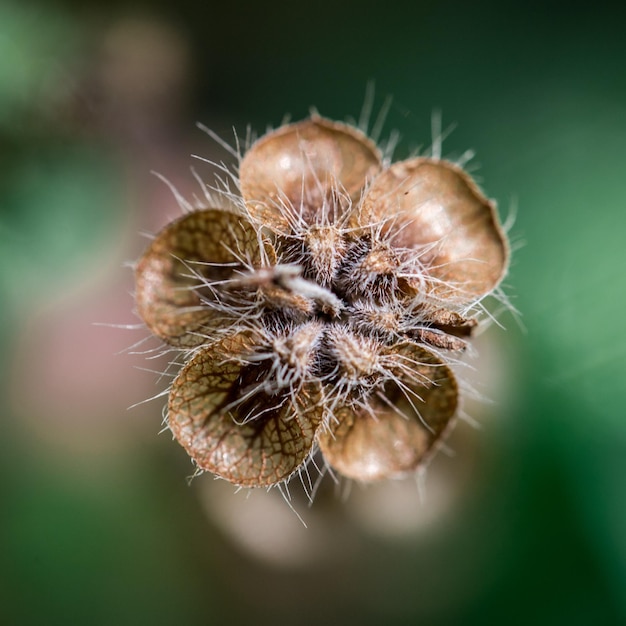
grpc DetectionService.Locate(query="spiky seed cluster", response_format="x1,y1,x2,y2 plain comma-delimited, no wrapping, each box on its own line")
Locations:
135,115,509,488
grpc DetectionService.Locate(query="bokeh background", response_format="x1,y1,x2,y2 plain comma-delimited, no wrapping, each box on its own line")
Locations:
2,1,625,624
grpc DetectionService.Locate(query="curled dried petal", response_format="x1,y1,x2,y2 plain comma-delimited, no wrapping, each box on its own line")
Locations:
318,343,457,481
406,305,477,351
413,328,468,351
345,301,475,351
240,116,381,232
168,331,323,487
355,158,509,302
135,209,261,347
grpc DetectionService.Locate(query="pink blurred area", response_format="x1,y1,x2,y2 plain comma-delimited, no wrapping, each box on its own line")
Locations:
6,14,215,460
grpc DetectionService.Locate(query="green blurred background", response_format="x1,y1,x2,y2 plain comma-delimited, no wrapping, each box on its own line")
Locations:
2,0,625,624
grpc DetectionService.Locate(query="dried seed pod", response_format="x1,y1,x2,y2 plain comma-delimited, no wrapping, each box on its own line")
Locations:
300,223,349,287
335,236,412,303
325,325,381,382
346,301,404,343
318,343,458,481
355,158,509,302
421,307,478,336
240,116,381,232
224,265,315,318
346,300,475,351
412,328,469,352
404,304,477,351
135,209,261,347
168,330,323,487
135,113,512,493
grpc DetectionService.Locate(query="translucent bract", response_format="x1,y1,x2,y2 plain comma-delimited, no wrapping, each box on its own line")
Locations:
135,115,509,488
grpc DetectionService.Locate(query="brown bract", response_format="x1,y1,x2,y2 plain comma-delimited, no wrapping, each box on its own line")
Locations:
135,208,262,347
134,115,509,489
318,343,458,481
169,331,323,486
355,158,508,301
240,116,381,232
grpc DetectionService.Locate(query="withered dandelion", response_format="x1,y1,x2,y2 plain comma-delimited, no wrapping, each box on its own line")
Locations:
135,115,509,490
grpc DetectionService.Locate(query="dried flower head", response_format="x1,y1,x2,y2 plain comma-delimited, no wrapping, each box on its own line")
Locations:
135,115,509,490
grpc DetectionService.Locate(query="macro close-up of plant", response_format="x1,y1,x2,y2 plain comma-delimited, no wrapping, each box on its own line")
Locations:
135,115,510,490
6,1,626,623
